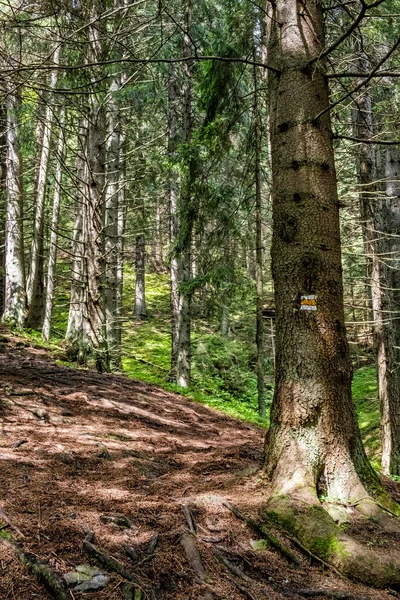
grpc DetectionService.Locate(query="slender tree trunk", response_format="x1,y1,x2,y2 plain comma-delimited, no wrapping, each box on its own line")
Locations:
26,46,60,328
352,54,400,475
0,104,7,317
66,117,86,352
134,234,147,318
168,64,181,381
379,147,400,475
3,83,25,328
104,73,122,369
42,107,65,341
253,52,266,419
116,114,126,357
169,0,193,387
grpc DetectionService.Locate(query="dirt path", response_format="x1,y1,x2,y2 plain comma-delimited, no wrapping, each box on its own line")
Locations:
0,334,396,600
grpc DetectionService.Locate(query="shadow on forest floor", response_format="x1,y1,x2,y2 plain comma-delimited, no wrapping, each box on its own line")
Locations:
0,330,399,599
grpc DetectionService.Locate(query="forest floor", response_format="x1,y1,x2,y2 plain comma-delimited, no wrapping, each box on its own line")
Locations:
0,330,399,600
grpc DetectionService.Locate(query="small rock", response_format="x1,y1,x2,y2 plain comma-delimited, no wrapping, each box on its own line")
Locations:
32,408,48,420
76,564,103,577
64,564,105,588
74,574,109,592
250,539,268,551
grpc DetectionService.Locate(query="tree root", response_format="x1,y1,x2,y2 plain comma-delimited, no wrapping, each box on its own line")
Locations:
292,588,372,600
0,530,69,600
221,499,300,565
83,530,141,585
262,495,400,588
180,532,207,581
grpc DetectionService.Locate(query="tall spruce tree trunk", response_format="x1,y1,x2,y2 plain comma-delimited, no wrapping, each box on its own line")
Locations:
83,18,108,371
66,117,87,353
26,47,60,328
3,83,25,328
42,107,65,341
262,0,400,586
104,73,122,369
0,104,7,316
379,148,400,475
169,0,193,388
253,53,266,419
65,6,108,371
115,108,126,356
351,54,400,475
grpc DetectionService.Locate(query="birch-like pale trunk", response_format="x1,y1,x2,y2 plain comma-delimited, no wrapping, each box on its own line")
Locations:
42,107,66,341
134,234,146,318
253,55,266,419
116,117,126,355
3,83,25,328
66,117,87,350
0,103,7,316
104,74,122,370
26,46,60,328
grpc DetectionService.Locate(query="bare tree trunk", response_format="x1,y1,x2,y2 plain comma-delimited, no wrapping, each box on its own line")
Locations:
26,46,60,328
42,107,65,341
116,114,126,357
104,73,122,370
3,83,25,328
262,1,400,585
351,53,400,475
66,117,87,353
134,234,147,318
253,50,266,419
379,147,400,475
0,103,7,317
169,0,193,388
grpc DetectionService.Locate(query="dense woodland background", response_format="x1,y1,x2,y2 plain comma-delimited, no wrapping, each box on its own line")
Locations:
0,0,399,473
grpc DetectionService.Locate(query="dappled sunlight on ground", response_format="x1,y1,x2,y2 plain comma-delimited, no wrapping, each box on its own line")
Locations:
0,334,398,600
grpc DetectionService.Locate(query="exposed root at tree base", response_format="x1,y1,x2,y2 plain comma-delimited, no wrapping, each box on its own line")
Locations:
262,495,400,589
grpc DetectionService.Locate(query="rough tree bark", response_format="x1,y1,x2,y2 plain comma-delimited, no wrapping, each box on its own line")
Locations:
352,51,400,476
253,47,266,419
65,117,87,354
263,0,400,587
379,147,400,476
42,107,66,341
26,46,60,328
65,3,108,371
83,7,108,371
3,83,25,328
169,0,193,387
104,71,122,370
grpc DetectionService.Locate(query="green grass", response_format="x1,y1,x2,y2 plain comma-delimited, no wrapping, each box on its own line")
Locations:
351,366,381,470
13,270,384,456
